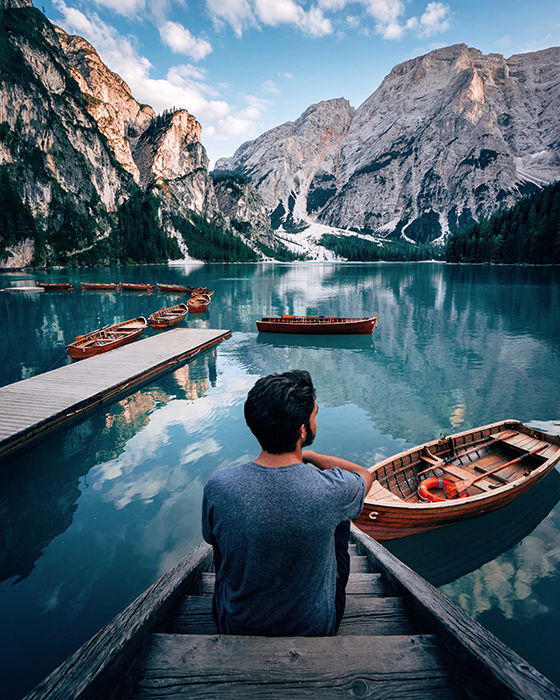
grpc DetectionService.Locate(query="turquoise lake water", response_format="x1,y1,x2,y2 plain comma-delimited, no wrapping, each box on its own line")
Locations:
0,262,559,697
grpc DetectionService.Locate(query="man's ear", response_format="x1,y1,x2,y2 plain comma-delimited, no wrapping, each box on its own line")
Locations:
298,424,306,443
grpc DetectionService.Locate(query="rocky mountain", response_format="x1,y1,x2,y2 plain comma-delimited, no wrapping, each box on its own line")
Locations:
217,44,560,244
0,0,273,267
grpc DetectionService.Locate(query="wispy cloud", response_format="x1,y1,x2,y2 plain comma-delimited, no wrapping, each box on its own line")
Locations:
159,20,213,60
206,0,332,37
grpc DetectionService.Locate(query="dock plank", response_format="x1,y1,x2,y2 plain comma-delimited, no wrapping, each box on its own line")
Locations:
172,596,412,636
0,328,231,460
136,633,459,699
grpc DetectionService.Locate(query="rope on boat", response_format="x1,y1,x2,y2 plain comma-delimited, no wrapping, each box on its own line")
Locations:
46,349,67,372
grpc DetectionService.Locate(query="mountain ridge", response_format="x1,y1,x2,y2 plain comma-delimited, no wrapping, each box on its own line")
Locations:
218,43,560,246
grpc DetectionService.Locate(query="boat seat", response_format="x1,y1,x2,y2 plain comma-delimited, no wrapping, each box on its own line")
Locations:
440,465,495,492
366,480,403,503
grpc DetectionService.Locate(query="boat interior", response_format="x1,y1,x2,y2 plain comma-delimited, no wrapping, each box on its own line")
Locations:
72,321,145,348
369,427,559,504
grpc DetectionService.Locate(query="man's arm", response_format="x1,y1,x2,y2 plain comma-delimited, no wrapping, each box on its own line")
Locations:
302,449,374,493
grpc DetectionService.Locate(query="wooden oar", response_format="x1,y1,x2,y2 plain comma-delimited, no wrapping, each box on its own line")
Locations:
452,444,548,495
417,430,518,476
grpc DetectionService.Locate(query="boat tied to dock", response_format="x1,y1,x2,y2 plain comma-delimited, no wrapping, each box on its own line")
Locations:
148,304,188,329
66,317,147,359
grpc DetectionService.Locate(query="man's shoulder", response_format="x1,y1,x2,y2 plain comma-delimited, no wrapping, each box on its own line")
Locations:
205,462,254,487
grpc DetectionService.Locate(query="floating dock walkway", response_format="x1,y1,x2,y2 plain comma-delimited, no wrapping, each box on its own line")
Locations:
0,328,231,460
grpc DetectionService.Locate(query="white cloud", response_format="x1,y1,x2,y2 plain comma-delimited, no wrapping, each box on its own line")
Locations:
53,2,227,119
262,79,280,93
418,2,451,37
278,71,294,78
206,0,332,37
159,20,213,60
91,0,146,17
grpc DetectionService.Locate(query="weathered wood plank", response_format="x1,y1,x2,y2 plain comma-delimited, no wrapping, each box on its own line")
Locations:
349,556,370,573
338,597,413,636
172,595,411,637
197,572,387,597
23,544,213,700
351,526,560,699
135,633,460,699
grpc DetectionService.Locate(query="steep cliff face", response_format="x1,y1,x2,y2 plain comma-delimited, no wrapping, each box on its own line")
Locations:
216,98,355,231
0,2,271,266
219,44,560,244
0,1,133,264
55,29,155,184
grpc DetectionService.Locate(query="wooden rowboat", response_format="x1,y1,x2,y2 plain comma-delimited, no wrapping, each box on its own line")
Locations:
187,292,211,313
81,282,120,290
156,283,188,293
257,314,378,335
354,420,560,541
148,303,188,329
24,529,560,699
37,282,75,291
186,286,214,296
66,317,147,360
120,283,154,292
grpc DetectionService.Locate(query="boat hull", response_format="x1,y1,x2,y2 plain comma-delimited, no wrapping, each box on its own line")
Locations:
354,420,560,540
148,304,188,329
187,294,211,313
66,317,147,360
157,284,188,293
120,284,154,292
257,315,378,335
37,283,74,291
81,283,120,290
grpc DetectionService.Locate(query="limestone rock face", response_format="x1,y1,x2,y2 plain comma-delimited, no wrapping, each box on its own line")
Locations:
213,176,275,247
55,28,155,182
216,98,355,230
0,5,132,264
219,45,560,243
0,4,268,266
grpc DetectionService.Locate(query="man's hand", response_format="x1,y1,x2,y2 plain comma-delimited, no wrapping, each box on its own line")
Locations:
302,450,374,492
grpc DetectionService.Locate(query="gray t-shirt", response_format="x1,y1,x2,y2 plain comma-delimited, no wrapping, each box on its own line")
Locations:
201,461,365,636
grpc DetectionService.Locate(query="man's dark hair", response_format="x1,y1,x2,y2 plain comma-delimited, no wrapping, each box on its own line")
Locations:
244,370,316,454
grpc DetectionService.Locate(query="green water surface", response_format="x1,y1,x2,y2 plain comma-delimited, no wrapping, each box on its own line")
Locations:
0,262,559,697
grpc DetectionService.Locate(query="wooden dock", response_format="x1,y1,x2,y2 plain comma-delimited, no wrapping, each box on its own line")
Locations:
0,328,231,460
25,526,560,699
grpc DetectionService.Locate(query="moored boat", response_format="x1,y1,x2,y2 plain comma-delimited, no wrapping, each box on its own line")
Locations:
120,283,154,292
354,420,560,541
81,282,120,290
66,317,147,360
148,303,188,329
156,283,189,293
257,314,378,335
37,282,75,291
24,529,560,699
187,292,211,313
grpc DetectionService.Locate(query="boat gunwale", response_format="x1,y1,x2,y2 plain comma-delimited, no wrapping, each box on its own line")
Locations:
66,317,147,351
364,420,560,510
259,314,378,325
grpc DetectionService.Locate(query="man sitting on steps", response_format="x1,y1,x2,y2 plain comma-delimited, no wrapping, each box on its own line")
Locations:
201,369,374,636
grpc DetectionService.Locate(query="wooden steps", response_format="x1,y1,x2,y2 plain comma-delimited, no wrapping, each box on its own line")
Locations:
135,545,462,698
135,634,459,699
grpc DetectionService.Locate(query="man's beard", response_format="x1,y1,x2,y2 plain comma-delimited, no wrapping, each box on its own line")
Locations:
303,423,315,447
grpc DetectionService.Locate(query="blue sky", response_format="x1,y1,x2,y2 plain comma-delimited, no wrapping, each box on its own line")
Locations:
40,0,560,166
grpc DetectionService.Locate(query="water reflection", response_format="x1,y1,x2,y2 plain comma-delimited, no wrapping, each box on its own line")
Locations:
385,469,560,587
0,263,559,697
0,351,216,585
